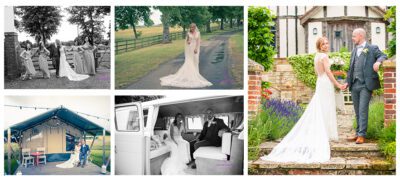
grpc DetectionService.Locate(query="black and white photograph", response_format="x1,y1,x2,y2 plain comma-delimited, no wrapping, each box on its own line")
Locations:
114,95,244,175
4,6,111,89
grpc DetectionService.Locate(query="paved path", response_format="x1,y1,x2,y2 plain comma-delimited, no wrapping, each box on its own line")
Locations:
124,31,241,89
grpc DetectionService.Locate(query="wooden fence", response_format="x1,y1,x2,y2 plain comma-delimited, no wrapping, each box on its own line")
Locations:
115,25,243,54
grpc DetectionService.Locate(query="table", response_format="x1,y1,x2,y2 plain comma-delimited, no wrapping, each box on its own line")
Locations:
30,152,41,166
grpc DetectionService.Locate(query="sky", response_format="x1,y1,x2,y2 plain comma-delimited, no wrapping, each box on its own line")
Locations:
138,7,162,26
4,96,111,130
17,6,111,43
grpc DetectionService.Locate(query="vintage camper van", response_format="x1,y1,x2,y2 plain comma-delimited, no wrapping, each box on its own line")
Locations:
115,95,244,175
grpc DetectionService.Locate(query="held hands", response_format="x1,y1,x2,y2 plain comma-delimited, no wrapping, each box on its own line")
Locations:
338,83,348,90
194,49,198,54
373,62,381,72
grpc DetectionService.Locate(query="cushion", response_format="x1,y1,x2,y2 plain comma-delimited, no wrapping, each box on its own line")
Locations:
193,147,227,161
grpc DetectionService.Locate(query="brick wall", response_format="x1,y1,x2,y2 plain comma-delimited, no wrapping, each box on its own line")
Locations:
382,58,396,126
248,59,264,115
4,32,22,79
262,58,314,104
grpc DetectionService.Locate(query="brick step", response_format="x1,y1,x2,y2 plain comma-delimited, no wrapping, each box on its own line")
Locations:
249,156,395,175
250,141,383,158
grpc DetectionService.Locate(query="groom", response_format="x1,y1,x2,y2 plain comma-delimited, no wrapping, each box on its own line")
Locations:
190,108,230,168
78,140,90,168
49,39,61,77
344,28,387,144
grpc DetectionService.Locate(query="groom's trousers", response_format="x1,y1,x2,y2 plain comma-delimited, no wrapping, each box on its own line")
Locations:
351,80,372,137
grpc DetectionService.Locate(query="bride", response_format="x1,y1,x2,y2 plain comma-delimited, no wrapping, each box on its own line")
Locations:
161,115,191,175
59,43,89,81
56,142,81,168
261,37,345,163
160,23,212,88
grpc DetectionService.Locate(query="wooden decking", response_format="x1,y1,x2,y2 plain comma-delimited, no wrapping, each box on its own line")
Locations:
16,161,109,175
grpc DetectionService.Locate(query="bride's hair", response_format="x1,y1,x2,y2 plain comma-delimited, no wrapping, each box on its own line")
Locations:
316,37,328,53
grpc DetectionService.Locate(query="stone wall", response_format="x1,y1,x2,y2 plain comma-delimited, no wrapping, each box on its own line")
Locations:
248,59,264,115
4,32,22,79
382,57,396,126
262,58,314,104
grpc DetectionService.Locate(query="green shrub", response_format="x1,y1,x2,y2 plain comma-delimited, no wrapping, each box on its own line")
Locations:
378,122,396,160
248,6,276,71
384,6,396,58
366,101,384,139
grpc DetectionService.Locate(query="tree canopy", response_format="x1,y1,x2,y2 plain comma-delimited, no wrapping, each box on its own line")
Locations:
115,6,154,39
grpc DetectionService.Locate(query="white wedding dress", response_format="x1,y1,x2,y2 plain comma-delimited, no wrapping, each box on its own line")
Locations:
160,31,212,88
59,46,89,81
261,52,338,163
56,146,80,168
161,138,188,175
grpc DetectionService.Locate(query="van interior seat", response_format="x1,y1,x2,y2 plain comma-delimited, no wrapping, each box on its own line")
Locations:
193,132,232,161
193,146,228,161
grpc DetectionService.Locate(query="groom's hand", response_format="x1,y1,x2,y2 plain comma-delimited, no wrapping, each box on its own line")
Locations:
373,62,381,72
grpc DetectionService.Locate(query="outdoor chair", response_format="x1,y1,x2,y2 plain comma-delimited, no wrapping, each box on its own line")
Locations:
22,148,34,168
36,147,47,165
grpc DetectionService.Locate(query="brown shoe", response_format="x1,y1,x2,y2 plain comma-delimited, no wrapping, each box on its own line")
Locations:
347,136,358,142
356,136,365,144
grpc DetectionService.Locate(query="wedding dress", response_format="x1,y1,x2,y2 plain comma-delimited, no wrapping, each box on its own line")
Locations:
172,125,191,164
261,52,338,163
56,146,80,168
161,138,188,175
160,30,212,88
59,46,89,81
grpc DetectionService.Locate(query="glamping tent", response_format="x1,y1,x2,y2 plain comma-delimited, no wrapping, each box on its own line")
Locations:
4,106,110,173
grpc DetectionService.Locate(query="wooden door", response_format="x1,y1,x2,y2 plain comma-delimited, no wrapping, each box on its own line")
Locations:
327,21,366,52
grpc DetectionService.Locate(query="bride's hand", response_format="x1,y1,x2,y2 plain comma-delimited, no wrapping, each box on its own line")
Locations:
337,84,346,90
194,49,198,54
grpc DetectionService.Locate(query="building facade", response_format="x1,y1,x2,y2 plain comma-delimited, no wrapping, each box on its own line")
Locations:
269,6,390,58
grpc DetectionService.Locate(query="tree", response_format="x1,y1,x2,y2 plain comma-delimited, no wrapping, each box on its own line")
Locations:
170,7,211,37
209,6,230,30
15,6,62,44
66,6,110,45
384,6,396,58
115,6,153,39
155,7,180,43
248,7,277,71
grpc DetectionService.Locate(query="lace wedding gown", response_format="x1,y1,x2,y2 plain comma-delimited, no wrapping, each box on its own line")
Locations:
56,147,80,168
261,52,338,163
161,138,188,175
59,46,89,81
160,32,212,88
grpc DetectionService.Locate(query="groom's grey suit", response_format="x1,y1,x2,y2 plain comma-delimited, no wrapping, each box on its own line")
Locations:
346,42,387,137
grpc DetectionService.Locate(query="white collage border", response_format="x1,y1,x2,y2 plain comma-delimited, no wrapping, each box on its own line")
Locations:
0,0,398,180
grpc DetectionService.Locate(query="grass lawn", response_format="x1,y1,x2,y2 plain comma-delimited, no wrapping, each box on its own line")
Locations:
115,28,239,88
115,24,221,42
228,31,244,88
88,136,111,172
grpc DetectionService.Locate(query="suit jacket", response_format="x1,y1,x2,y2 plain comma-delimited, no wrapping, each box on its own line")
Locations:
198,118,230,147
80,144,90,156
49,43,60,61
346,43,387,91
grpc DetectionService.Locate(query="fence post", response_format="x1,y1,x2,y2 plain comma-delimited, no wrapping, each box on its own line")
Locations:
125,40,127,52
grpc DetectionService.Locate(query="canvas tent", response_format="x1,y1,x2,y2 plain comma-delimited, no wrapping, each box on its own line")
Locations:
4,106,110,174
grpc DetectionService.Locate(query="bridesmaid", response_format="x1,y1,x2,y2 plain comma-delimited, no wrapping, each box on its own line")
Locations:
19,43,36,80
35,41,51,79
82,37,96,75
71,40,85,74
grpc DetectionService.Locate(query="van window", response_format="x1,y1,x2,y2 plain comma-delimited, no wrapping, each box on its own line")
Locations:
187,117,203,130
115,106,140,131
216,115,230,127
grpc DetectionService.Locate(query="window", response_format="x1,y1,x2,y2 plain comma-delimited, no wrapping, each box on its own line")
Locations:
187,117,203,130
216,115,230,127
66,133,76,152
115,106,140,131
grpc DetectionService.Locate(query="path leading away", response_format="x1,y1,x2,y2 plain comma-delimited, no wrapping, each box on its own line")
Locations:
124,31,241,89
249,105,396,175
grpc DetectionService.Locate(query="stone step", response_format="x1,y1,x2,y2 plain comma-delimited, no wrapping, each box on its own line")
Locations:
249,157,395,175
250,141,383,158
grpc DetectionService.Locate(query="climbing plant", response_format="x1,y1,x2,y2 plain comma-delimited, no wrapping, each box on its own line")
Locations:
384,6,396,58
248,7,276,71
